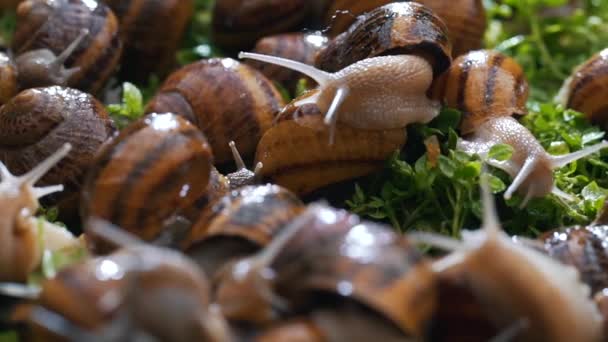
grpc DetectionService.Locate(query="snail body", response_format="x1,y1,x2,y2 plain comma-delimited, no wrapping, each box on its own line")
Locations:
12,0,122,95
146,58,285,164
0,144,79,282
104,0,194,81
0,86,115,214
558,48,608,130
458,116,608,205
410,181,604,341
81,113,213,251
28,242,228,341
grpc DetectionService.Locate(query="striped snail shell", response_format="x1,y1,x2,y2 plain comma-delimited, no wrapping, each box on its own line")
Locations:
254,102,406,195
324,0,486,57
0,86,115,215
31,244,228,341
0,52,18,104
558,48,608,130
248,32,329,90
13,0,122,94
104,0,194,81
211,0,315,50
81,113,213,252
145,58,285,164
434,50,529,134
184,184,304,277
315,2,452,76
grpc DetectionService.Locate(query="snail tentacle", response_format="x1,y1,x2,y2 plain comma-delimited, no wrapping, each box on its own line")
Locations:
504,157,537,201
325,86,348,145
239,51,331,86
549,140,608,169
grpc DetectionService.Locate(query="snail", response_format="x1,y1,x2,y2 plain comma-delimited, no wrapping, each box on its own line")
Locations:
247,32,329,91
225,141,264,189
13,222,229,342
0,143,80,282
458,115,608,205
211,0,316,50
12,0,123,95
0,53,18,104
146,58,285,164
183,184,304,278
557,48,608,130
433,50,529,134
324,0,486,57
104,0,194,82
409,177,604,341
239,3,451,141
215,203,437,339
81,113,213,252
0,86,115,216
253,104,406,195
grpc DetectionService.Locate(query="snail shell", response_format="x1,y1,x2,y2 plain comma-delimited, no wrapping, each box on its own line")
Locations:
248,32,329,90
13,0,122,94
325,0,486,57
315,2,452,76
0,86,115,214
558,48,608,130
33,244,228,341
0,52,18,104
104,0,194,81
81,113,213,251
539,225,608,295
254,103,406,195
435,50,529,134
185,184,304,277
211,0,314,50
146,58,285,164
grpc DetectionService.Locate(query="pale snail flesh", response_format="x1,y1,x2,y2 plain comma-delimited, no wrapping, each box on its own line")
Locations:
458,116,608,206
239,52,440,141
409,179,604,341
0,143,79,282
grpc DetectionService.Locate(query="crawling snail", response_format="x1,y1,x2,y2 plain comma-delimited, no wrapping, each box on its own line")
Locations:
214,203,436,339
81,113,213,252
0,143,80,282
558,48,608,130
409,177,604,341
146,58,285,164
0,86,115,216
439,50,608,205
104,0,194,81
12,0,122,95
240,2,451,141
9,221,228,342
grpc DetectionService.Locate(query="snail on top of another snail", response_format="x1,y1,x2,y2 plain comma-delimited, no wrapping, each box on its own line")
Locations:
240,2,452,142
409,177,604,341
436,49,608,206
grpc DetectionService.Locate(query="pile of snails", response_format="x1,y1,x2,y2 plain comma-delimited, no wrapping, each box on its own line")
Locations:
1,0,608,341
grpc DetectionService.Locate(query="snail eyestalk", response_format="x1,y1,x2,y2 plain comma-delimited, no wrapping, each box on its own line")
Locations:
238,52,331,86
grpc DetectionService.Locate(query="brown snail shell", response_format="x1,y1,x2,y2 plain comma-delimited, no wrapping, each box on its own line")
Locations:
315,2,452,76
559,48,608,130
254,100,406,195
13,0,122,94
435,49,529,134
248,32,329,90
146,58,285,165
211,0,315,50
104,0,194,82
31,244,228,341
325,0,486,57
0,86,115,215
81,113,213,251
184,184,304,277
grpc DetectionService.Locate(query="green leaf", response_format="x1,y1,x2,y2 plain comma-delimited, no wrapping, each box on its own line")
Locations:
487,174,506,193
488,143,514,161
438,155,456,178
107,82,145,129
0,331,18,342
